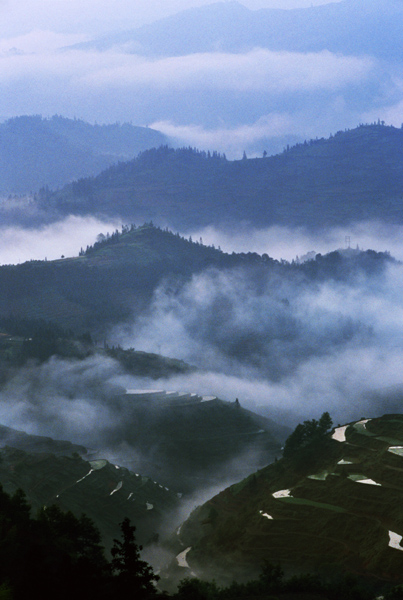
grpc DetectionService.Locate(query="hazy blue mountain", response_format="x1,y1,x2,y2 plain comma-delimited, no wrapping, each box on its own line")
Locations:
72,0,403,60
39,124,403,230
0,115,167,193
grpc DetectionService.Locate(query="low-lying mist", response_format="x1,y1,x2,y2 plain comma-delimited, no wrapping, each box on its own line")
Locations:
0,219,403,489
187,220,403,262
111,255,403,426
0,214,121,264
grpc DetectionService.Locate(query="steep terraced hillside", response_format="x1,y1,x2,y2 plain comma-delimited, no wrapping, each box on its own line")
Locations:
0,444,179,550
174,414,403,584
93,390,286,494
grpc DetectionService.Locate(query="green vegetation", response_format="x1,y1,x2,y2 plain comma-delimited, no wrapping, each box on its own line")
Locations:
0,483,387,599
172,563,374,600
174,414,403,585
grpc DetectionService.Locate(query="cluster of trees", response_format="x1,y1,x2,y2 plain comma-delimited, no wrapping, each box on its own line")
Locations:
283,412,333,459
0,486,160,600
79,222,223,257
174,561,378,600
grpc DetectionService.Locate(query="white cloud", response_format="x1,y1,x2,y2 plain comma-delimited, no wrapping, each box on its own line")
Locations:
186,221,403,261
0,30,87,54
79,49,374,93
150,113,293,156
0,216,121,265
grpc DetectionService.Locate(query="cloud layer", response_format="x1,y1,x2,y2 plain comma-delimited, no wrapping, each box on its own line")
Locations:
0,215,121,264
0,38,383,155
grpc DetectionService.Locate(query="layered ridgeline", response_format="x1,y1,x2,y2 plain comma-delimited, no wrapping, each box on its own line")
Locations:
0,115,166,195
39,124,403,230
0,223,394,334
0,224,241,332
172,414,403,584
72,0,403,61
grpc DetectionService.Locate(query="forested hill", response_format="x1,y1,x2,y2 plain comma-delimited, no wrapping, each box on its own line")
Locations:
41,124,403,230
0,115,167,193
0,223,394,334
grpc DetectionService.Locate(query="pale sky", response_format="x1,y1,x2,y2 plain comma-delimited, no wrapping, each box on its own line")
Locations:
0,0,344,36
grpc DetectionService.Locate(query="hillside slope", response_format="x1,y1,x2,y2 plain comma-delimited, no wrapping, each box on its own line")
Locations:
0,115,166,194
0,223,393,335
95,390,286,494
174,414,403,584
41,124,403,230
0,431,179,549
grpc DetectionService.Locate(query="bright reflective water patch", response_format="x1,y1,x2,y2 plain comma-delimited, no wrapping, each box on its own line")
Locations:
357,479,381,486
389,531,403,551
308,471,329,480
332,426,348,442
110,481,123,495
89,459,107,470
353,419,375,436
75,468,94,484
272,489,292,498
388,446,403,457
348,474,381,486
176,547,192,568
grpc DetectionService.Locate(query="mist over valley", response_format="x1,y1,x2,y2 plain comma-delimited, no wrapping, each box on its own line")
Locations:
1,1,403,597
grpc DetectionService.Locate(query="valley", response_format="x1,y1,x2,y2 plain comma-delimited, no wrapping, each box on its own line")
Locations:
1,1,403,594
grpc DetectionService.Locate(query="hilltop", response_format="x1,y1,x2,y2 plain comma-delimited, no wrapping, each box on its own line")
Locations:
0,223,394,334
172,414,403,585
0,115,166,196
39,124,403,230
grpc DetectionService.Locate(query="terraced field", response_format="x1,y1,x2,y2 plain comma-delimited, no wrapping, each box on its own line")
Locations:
98,390,285,494
174,414,403,584
0,444,179,550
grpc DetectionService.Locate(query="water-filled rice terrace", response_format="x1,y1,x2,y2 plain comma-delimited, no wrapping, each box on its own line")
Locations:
177,414,403,582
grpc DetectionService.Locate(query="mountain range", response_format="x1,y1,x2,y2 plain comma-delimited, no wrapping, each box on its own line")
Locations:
74,0,403,60
0,115,166,194
32,123,403,231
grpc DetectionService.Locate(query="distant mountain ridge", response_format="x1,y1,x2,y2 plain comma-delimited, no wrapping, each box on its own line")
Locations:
71,0,403,60
40,124,403,230
0,115,167,193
